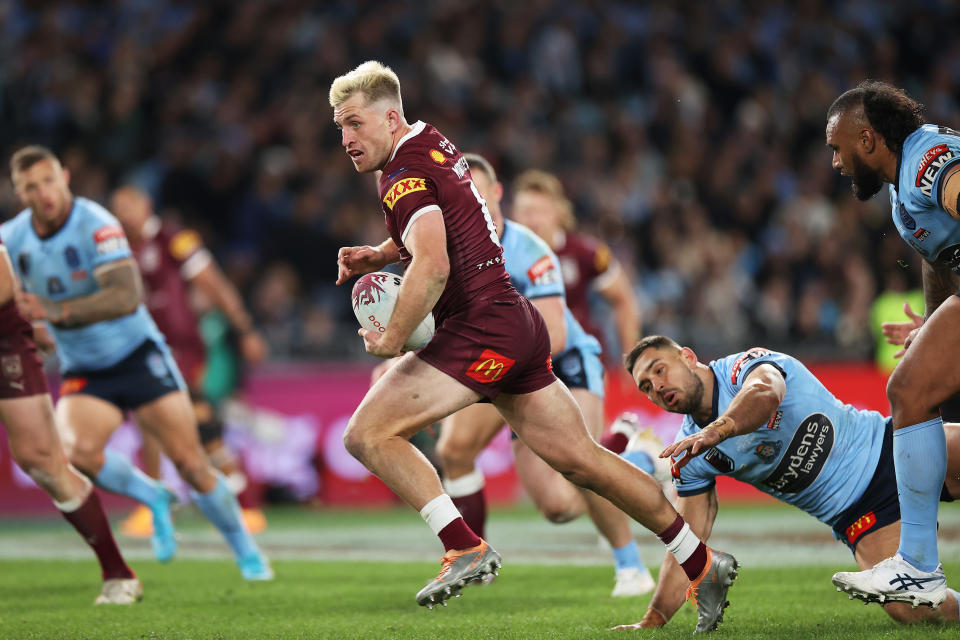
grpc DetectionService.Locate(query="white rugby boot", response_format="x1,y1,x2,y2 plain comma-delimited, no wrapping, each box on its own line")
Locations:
612,566,656,597
832,553,946,609
94,578,144,605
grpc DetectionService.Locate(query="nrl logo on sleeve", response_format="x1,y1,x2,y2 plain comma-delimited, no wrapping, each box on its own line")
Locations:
526,255,558,286
730,347,771,384
383,178,427,211
916,144,956,197
93,225,129,254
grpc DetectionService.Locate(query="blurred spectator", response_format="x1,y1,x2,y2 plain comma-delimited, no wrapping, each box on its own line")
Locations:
3,0,957,362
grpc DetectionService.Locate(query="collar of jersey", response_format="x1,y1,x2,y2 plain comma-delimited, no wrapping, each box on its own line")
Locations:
388,120,426,164
33,197,77,241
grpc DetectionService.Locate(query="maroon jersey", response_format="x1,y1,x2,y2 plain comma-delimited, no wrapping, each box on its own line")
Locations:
0,256,48,399
553,231,616,341
131,217,208,382
377,121,513,323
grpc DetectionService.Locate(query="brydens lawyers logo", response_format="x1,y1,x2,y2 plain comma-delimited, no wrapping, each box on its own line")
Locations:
383,177,427,210
466,349,516,383
762,413,834,494
846,511,877,545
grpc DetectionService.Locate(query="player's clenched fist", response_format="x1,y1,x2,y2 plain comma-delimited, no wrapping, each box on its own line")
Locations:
336,245,383,285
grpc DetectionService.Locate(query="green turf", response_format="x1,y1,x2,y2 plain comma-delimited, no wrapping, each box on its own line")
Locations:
1,558,957,639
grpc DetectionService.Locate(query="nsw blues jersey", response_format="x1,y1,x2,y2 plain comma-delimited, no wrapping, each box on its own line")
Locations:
500,220,601,357
1,197,166,372
890,124,960,271
672,348,886,526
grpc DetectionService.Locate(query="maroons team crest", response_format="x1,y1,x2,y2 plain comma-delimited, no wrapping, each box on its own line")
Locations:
1,355,22,380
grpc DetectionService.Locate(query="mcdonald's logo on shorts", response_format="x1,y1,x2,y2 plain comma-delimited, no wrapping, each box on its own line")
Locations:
845,510,877,545
466,349,516,383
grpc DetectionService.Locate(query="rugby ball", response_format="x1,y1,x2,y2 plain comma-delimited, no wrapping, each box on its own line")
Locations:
351,271,435,351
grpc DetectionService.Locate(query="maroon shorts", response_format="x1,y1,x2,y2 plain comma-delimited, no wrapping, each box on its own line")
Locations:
0,299,49,399
417,293,557,400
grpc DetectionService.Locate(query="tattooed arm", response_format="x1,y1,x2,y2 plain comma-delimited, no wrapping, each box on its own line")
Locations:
16,258,143,329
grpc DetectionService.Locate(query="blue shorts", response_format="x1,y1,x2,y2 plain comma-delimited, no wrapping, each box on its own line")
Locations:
552,345,604,397
59,338,186,411
832,419,953,552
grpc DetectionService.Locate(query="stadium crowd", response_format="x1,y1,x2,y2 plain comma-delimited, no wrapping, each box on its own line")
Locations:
2,0,959,361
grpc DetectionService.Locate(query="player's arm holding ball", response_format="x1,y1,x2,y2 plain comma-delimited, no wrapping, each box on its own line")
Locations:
16,257,143,329
358,211,448,358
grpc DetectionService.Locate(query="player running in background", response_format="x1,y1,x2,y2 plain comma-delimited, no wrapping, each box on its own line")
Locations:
434,153,655,597
110,185,268,536
0,237,141,605
3,146,272,581
510,170,640,362
331,61,736,631
825,80,959,608
613,335,960,628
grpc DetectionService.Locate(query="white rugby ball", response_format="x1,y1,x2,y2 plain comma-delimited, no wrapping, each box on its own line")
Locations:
351,271,436,351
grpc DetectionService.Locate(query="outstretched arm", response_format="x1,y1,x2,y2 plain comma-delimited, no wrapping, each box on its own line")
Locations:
612,490,719,629
16,258,143,329
662,363,786,469
190,260,267,363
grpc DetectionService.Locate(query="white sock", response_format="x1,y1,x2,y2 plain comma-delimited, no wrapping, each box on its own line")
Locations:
663,521,700,565
53,475,92,513
442,468,485,497
419,494,461,535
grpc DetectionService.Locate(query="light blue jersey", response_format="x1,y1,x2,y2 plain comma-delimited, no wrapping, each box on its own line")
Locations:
1,197,166,372
890,124,960,271
500,220,602,357
672,348,887,527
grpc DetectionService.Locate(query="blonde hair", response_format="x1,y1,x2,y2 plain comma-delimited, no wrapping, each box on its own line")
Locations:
513,169,576,230
463,153,497,184
10,145,60,176
329,60,403,113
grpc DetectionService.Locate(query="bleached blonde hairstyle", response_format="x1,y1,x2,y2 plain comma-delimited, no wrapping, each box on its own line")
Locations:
329,61,403,113
513,169,577,231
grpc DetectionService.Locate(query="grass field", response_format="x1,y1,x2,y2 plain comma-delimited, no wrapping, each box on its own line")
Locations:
0,503,958,639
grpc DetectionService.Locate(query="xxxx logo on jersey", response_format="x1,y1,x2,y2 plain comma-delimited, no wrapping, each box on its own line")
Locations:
383,177,427,210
